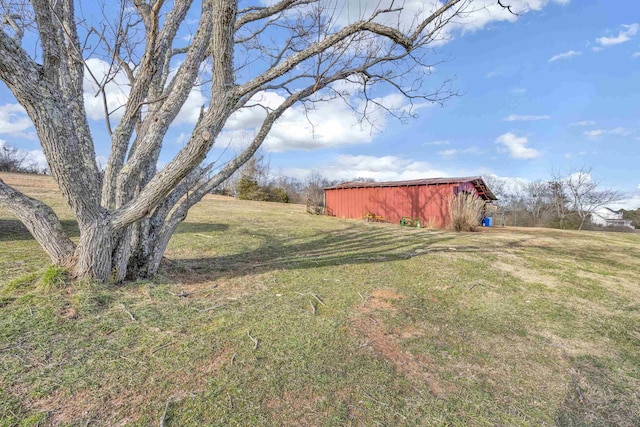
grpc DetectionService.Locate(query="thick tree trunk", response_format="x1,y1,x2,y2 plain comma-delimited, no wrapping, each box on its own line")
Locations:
111,227,133,282
73,212,113,282
146,226,177,278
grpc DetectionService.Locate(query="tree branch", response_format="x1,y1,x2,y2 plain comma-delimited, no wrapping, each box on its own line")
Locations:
238,0,465,97
0,178,75,264
235,0,317,31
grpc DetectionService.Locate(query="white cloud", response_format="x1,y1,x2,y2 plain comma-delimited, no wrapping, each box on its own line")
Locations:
632,52,640,58
0,103,34,138
423,140,450,146
326,0,570,48
464,147,482,154
282,154,450,182
452,0,570,33
592,46,604,53
174,87,208,125
265,101,380,152
565,171,592,187
504,114,551,121
439,149,458,157
219,89,412,152
548,50,581,62
584,129,604,137
569,120,595,127
438,147,482,157
609,193,640,210
483,173,530,197
596,23,639,47
495,132,540,159
486,70,503,78
584,127,632,138
565,150,588,158
27,149,48,170
83,58,131,122
609,127,631,136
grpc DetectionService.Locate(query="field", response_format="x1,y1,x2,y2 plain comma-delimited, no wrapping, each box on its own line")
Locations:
1,172,639,426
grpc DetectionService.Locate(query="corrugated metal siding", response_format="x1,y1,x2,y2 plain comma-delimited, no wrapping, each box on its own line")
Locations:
325,182,482,227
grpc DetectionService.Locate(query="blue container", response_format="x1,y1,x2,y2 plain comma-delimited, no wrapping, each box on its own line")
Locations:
482,217,493,227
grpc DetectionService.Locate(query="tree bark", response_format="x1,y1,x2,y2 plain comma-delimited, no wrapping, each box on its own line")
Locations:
73,210,113,281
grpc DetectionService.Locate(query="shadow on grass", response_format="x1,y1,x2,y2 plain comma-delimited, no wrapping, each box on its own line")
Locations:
162,225,461,282
0,219,80,241
0,220,228,242
174,222,230,234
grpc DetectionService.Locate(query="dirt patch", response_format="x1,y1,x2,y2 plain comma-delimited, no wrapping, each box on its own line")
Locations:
361,288,405,312
60,307,78,320
350,289,452,397
262,387,328,426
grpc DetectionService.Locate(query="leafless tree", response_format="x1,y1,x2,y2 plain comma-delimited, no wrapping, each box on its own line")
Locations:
556,167,622,230
0,0,509,282
305,171,333,214
0,143,30,172
483,174,507,201
0,141,47,173
524,180,551,225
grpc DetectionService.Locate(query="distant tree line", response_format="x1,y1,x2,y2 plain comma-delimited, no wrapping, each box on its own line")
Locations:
213,152,373,211
622,208,640,229
0,142,48,174
485,167,632,230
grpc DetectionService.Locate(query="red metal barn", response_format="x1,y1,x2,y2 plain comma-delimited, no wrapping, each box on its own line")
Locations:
324,177,497,228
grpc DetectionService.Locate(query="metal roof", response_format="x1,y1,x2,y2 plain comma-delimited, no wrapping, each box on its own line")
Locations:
324,176,498,200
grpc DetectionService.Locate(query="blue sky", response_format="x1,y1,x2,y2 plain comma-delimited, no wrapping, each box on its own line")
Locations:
1,0,639,208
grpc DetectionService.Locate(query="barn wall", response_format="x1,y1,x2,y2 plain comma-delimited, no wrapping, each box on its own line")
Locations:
325,182,481,227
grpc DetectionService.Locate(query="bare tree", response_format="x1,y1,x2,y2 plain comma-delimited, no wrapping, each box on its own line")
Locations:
554,167,622,230
304,171,334,214
0,0,507,282
0,143,30,172
524,180,551,225
483,174,507,201
0,141,47,174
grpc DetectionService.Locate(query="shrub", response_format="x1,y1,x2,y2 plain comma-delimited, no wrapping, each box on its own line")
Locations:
449,192,483,232
269,187,290,203
236,176,269,201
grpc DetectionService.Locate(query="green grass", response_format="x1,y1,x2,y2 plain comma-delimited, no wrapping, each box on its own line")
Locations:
1,173,639,425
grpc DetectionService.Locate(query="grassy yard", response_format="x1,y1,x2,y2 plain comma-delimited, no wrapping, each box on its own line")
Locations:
1,172,639,426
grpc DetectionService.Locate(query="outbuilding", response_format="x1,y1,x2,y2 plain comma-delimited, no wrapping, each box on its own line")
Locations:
324,176,497,228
